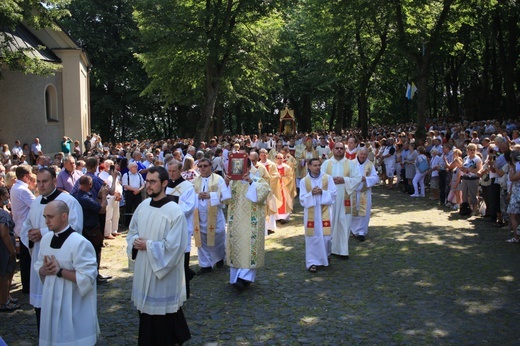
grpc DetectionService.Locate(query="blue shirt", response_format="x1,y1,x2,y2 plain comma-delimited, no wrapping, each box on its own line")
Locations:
72,189,101,229
70,172,105,197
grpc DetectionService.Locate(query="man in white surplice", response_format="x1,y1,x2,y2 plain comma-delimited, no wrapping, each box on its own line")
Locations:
300,158,337,272
320,142,362,259
127,166,191,345
20,168,83,333
35,200,98,346
166,160,197,298
192,158,231,274
350,147,379,242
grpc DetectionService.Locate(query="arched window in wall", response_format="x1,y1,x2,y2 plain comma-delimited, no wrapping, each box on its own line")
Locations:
45,84,59,122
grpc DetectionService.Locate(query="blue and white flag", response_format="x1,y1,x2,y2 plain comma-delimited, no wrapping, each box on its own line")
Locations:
406,82,418,100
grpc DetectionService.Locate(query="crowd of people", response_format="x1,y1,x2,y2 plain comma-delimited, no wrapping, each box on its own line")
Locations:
1,117,520,344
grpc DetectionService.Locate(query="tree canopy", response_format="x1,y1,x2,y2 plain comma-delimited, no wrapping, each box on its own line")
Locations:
2,0,518,141
0,0,71,76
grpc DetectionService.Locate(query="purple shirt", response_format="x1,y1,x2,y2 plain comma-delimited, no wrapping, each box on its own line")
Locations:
56,168,84,193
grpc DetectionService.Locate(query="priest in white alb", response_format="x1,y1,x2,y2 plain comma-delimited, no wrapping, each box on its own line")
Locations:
34,200,98,346
166,160,197,297
191,158,231,274
350,147,379,242
300,158,337,273
20,168,83,332
321,142,362,259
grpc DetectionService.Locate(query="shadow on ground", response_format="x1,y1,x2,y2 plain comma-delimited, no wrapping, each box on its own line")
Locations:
2,186,519,345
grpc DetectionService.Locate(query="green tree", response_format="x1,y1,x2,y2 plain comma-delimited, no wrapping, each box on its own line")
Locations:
62,0,163,142
274,1,343,133
0,0,71,77
134,0,293,142
489,0,518,118
212,12,286,135
273,0,391,136
393,0,484,138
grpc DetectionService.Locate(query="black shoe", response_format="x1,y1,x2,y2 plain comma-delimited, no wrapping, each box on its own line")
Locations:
332,254,349,260
98,274,112,280
97,279,109,285
267,230,275,235
357,235,366,242
279,219,288,225
216,259,224,268
196,267,213,275
233,278,245,291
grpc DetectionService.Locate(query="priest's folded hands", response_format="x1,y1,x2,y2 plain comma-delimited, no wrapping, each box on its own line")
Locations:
311,186,323,195
40,255,60,276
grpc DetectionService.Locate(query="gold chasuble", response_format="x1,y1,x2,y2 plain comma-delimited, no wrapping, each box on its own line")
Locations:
226,175,271,268
353,160,374,217
325,160,353,214
193,174,220,247
284,154,298,196
304,175,331,236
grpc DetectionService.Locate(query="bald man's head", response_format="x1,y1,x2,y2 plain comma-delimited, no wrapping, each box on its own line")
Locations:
43,200,69,233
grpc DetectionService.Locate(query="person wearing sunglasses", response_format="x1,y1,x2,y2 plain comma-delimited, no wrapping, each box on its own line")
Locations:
191,158,231,275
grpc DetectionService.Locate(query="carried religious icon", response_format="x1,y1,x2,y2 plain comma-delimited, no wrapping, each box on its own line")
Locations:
228,153,248,180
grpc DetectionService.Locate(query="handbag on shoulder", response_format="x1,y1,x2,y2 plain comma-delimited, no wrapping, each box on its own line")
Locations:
417,158,430,173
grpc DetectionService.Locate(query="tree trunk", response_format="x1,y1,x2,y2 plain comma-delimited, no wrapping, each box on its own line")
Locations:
344,89,355,129
334,90,345,134
214,102,225,135
496,10,519,117
354,16,388,139
445,57,461,120
197,61,221,143
234,103,242,134
301,94,312,133
358,86,369,138
415,58,429,140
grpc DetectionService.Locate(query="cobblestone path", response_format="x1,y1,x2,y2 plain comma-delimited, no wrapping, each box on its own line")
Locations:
2,186,519,345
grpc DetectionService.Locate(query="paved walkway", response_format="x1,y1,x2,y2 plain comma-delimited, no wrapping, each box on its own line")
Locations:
2,186,519,345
